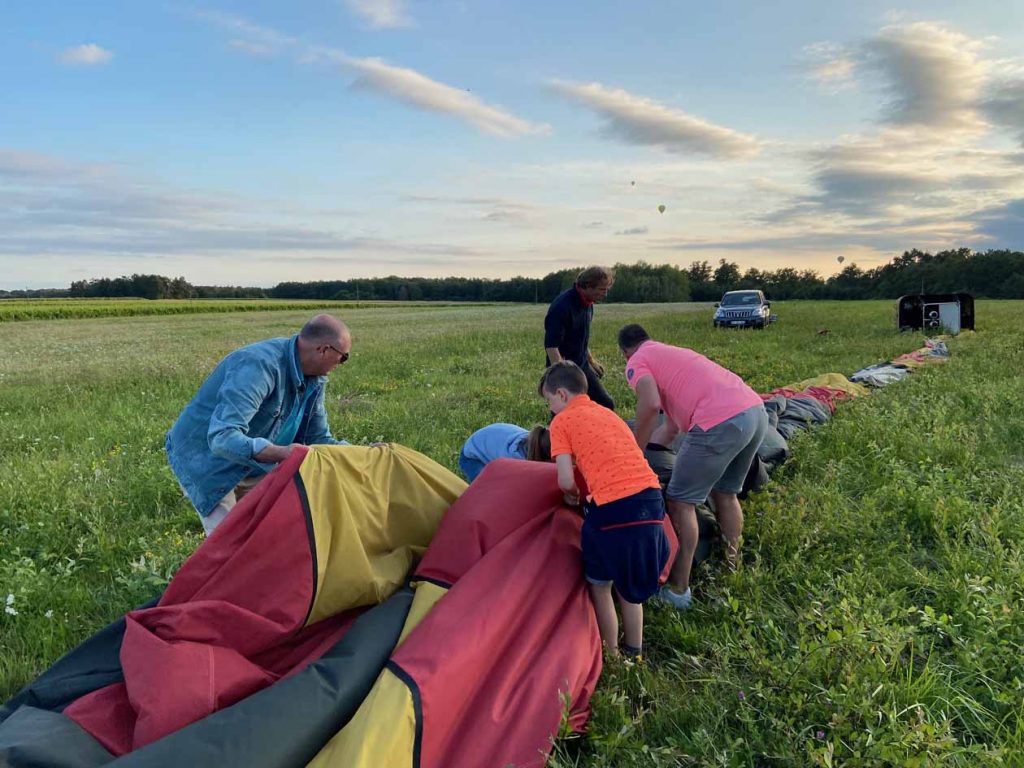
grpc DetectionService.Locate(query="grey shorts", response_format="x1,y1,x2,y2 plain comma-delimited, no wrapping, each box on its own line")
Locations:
666,405,768,504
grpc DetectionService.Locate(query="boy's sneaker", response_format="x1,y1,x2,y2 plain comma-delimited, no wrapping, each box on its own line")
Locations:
657,586,692,610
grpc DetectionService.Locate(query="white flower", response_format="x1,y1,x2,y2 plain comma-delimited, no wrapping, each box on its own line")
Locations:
4,606,16,616
5,593,13,606
45,609,54,619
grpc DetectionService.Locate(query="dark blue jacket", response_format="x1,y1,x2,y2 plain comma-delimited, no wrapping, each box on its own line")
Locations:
544,286,592,366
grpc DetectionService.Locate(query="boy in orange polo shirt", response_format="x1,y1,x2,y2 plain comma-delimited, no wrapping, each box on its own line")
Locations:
539,361,669,658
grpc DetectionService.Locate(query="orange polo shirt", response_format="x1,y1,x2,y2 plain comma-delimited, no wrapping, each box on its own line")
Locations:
549,395,660,505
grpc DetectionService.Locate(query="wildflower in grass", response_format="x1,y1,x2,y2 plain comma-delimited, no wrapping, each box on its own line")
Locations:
816,730,825,740
737,690,746,701
45,609,54,619
5,593,16,616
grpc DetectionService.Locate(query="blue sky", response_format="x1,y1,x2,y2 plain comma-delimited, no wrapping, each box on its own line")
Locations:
2,1,1023,288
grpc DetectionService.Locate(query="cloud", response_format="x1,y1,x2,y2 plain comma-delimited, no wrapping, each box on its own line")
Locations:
227,39,277,57
403,193,541,225
0,148,506,287
343,0,413,29
812,163,937,216
56,44,113,66
550,80,763,159
191,11,544,138
983,79,1024,144
326,54,549,137
864,22,988,130
803,43,857,91
615,226,648,236
969,199,1024,246
582,221,605,229
193,9,297,56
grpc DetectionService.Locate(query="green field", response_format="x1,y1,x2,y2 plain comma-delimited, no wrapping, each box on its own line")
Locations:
1,300,1022,765
0,297,477,322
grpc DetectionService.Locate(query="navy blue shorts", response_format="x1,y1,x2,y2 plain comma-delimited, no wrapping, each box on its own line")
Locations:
581,487,669,604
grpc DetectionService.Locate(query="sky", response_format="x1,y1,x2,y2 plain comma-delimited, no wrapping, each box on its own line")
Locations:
2,1,1024,289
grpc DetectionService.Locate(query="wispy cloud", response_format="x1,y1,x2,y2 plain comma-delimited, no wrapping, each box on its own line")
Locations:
803,42,857,91
193,8,297,56
190,10,546,138
615,226,648,236
56,44,113,66
550,80,763,159
227,39,277,57
343,0,413,29
313,52,549,137
0,149,502,279
403,193,542,225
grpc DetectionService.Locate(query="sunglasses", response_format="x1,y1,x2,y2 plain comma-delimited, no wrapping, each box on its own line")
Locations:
324,344,350,363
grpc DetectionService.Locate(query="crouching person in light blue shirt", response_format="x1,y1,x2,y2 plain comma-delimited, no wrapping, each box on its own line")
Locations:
458,423,551,482
166,314,351,535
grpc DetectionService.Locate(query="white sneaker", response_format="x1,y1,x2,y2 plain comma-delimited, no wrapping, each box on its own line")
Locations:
657,586,692,610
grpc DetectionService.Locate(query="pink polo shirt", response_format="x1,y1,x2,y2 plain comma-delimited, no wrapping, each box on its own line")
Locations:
625,341,762,433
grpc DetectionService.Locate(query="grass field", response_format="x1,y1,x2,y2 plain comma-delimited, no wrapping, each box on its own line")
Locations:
1,300,1022,765
0,297,478,322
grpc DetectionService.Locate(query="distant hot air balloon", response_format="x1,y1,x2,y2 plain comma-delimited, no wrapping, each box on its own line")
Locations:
836,255,845,264
630,180,636,186
657,204,666,214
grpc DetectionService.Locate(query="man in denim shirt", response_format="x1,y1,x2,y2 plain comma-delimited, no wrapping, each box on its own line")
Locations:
166,314,350,534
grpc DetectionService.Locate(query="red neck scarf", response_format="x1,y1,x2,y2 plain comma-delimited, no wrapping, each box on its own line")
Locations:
575,284,595,307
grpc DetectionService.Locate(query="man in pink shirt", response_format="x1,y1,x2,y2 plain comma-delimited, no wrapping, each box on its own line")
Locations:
617,324,768,609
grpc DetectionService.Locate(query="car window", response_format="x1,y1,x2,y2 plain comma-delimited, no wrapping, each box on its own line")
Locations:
721,293,760,306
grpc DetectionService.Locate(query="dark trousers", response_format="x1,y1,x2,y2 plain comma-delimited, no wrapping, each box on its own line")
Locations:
545,357,615,413
582,363,615,411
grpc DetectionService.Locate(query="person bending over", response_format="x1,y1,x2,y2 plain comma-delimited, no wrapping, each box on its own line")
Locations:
539,361,669,658
618,323,767,610
166,314,351,535
458,423,551,482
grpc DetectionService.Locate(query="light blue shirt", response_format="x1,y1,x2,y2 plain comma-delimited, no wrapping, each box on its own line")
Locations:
461,423,529,464
166,335,346,517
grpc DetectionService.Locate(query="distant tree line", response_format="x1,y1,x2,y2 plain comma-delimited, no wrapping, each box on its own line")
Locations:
58,274,268,300
3,248,1021,301
270,262,691,303
686,248,1024,301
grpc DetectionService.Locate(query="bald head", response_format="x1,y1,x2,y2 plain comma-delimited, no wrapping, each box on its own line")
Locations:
297,314,351,376
300,314,348,345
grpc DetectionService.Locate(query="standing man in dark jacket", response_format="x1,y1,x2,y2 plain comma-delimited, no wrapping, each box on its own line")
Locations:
544,266,615,410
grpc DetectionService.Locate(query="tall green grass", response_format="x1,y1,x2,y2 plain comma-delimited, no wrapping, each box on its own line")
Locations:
1,300,1021,765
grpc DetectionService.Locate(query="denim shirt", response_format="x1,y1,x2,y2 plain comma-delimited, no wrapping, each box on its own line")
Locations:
166,335,346,516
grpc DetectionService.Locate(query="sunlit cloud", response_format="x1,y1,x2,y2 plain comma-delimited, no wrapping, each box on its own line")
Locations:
311,51,549,137
865,21,988,131
550,80,763,159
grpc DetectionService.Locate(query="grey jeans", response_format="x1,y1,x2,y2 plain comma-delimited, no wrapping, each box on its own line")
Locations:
666,405,768,504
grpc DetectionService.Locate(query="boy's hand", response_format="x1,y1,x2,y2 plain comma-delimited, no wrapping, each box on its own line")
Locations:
590,360,605,379
562,488,581,506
